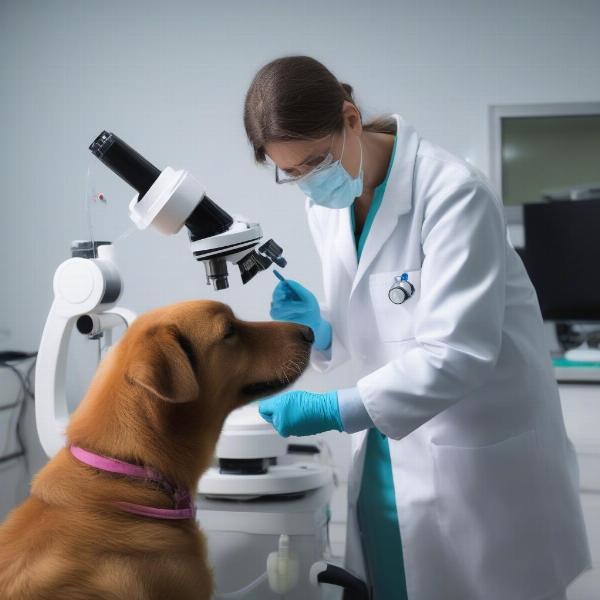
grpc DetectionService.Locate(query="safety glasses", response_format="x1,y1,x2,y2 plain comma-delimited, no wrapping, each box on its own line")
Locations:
272,133,337,184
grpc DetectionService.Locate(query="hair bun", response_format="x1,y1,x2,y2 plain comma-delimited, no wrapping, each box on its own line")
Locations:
340,82,354,99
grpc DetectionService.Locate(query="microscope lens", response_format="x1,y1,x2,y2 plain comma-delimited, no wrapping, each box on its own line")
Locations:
89,131,161,201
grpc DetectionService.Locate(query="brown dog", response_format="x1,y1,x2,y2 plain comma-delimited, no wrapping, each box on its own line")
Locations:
0,300,313,600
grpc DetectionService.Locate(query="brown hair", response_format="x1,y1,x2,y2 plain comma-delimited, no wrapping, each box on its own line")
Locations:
244,55,395,163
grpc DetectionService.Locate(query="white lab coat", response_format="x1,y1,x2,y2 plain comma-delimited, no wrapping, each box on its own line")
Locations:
307,115,590,600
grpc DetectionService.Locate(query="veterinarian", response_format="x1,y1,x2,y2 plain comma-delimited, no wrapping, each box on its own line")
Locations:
244,56,590,600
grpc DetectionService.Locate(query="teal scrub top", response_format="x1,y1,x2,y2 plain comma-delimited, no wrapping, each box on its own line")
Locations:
351,134,408,600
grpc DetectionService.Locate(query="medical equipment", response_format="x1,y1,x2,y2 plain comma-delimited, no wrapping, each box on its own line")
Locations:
521,199,600,322
273,270,302,300
388,273,415,305
488,102,600,224
35,241,136,457
198,405,366,600
520,199,600,365
89,131,287,290
37,128,290,456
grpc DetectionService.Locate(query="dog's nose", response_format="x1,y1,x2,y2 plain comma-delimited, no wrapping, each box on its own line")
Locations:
300,326,315,344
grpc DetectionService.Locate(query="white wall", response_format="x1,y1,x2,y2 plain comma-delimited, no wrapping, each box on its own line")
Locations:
1,0,599,518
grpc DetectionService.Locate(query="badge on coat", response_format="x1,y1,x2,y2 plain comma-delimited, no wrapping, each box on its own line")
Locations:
388,272,415,305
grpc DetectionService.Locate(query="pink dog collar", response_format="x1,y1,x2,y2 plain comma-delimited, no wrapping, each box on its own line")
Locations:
70,445,196,520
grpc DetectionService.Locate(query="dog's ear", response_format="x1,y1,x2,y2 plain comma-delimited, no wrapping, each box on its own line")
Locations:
126,324,199,404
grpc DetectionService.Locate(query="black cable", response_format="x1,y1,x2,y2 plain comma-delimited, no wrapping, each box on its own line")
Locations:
315,563,370,600
17,356,37,474
0,362,27,465
0,351,37,363
0,451,25,464
0,353,37,466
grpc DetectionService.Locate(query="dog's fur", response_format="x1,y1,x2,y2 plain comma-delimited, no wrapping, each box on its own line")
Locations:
0,300,312,600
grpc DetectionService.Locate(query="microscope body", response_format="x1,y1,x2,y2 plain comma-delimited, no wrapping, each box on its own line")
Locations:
36,130,287,457
89,131,286,290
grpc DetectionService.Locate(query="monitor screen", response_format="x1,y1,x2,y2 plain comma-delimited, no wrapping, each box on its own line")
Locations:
501,114,600,206
520,199,600,322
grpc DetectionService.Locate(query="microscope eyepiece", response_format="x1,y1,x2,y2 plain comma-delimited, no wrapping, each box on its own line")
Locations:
89,131,161,201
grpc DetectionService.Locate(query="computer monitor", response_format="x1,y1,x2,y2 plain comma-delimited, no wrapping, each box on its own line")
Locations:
489,102,600,224
519,199,600,323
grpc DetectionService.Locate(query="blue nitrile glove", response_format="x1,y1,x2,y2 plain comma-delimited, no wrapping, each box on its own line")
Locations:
270,277,332,351
259,390,343,437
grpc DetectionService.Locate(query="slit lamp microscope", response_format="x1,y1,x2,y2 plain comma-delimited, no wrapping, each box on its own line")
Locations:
34,132,368,600
36,131,287,458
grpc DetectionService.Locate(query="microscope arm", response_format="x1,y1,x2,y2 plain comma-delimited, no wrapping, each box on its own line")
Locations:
35,246,136,458
35,304,77,457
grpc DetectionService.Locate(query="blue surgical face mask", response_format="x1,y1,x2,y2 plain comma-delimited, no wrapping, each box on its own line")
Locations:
298,129,363,209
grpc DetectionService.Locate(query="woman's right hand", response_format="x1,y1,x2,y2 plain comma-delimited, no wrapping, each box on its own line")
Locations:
270,277,332,351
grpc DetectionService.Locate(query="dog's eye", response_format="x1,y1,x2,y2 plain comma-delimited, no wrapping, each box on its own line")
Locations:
223,323,236,340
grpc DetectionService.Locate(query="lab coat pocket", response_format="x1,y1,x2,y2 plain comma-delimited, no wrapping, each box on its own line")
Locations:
368,269,421,342
431,431,558,600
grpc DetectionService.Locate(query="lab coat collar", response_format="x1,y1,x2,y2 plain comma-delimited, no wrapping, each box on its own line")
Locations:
349,115,420,296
